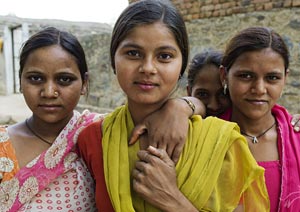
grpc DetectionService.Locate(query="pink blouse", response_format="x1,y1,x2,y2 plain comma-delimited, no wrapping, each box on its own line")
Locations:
258,160,281,212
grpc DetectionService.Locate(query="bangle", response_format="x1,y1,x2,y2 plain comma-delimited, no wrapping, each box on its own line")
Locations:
179,98,195,116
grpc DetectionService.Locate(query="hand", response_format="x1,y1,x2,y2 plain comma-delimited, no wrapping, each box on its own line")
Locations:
129,97,205,163
132,146,198,212
291,114,300,132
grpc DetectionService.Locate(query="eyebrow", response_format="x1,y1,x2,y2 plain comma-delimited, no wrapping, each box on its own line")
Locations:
120,43,178,52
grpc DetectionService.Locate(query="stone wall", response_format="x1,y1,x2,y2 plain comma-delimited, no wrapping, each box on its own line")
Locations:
173,0,300,21
186,9,300,113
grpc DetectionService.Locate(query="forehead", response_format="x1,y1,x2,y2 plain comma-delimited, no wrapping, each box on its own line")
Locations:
232,48,285,68
23,45,80,75
193,64,222,89
119,22,178,48
195,64,220,82
25,45,77,67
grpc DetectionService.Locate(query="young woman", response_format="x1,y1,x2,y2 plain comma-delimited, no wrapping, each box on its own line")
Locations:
0,26,202,212
186,49,300,131
220,26,300,211
78,1,269,211
187,50,231,116
0,27,100,211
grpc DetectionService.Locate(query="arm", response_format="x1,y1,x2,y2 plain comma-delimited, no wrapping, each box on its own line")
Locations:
132,146,199,212
129,97,205,163
291,114,300,132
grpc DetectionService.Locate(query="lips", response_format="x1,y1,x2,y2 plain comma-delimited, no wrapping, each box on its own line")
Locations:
134,81,159,90
38,104,62,111
246,99,268,105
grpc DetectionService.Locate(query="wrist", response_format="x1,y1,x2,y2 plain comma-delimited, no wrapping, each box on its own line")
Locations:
179,97,195,117
165,191,198,212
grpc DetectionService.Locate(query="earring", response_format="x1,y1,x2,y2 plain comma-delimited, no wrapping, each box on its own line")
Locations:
223,84,228,95
54,91,59,97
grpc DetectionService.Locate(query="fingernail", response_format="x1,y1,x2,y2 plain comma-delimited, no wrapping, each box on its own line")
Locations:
295,126,300,132
148,145,156,150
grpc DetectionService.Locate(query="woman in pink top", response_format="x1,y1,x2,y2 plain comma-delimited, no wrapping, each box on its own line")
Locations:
219,26,300,211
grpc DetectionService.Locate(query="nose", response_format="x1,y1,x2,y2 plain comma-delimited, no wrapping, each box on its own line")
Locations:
139,58,157,74
207,97,220,112
41,81,58,98
251,79,266,95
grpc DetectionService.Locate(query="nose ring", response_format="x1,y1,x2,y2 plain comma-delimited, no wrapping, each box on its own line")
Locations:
138,66,143,72
54,91,59,97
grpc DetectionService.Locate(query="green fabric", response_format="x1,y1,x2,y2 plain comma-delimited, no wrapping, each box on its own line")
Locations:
102,104,269,212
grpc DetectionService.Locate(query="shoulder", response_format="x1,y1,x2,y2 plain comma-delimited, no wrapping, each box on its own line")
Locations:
203,116,239,132
0,126,10,144
77,119,103,150
271,104,293,124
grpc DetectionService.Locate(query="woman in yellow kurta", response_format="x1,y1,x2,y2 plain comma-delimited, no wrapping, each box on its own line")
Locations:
78,0,269,211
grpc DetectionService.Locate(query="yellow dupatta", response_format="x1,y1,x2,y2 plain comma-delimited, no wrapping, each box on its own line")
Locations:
102,104,269,212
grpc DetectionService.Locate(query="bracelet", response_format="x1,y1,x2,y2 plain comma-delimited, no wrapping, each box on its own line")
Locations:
179,98,195,116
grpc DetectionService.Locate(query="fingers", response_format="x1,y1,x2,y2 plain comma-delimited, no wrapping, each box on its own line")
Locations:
147,146,174,167
291,115,300,132
170,142,184,164
129,124,147,145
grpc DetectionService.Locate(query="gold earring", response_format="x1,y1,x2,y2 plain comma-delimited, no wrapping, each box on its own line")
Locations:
138,66,143,72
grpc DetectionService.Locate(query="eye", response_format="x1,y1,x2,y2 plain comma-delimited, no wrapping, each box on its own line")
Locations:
194,91,209,99
57,75,76,86
238,73,252,79
27,75,43,84
266,75,281,82
158,53,172,61
127,50,141,58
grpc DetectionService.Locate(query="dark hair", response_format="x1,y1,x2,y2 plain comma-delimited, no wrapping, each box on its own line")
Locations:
222,27,289,73
110,0,189,77
19,27,88,82
187,50,223,89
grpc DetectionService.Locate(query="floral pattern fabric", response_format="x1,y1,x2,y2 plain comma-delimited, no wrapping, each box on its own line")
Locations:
0,110,102,212
0,127,19,182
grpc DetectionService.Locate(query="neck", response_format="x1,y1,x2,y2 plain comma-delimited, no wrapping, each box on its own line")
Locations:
28,115,71,139
128,101,165,125
231,109,275,136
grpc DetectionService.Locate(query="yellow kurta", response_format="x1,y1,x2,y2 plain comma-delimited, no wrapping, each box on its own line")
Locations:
102,105,269,212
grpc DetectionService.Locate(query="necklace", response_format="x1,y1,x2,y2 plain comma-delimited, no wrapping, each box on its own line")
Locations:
25,119,53,145
241,122,276,144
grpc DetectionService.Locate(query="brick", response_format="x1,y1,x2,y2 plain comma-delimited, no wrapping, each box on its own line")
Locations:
201,5,215,11
292,0,300,6
264,2,273,10
190,7,199,13
283,0,292,7
255,5,265,10
192,13,200,19
214,4,222,10
212,10,221,16
226,8,233,15
187,2,194,9
253,0,269,3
